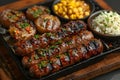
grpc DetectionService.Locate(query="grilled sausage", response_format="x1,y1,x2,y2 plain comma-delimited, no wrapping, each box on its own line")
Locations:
28,39,103,78
14,21,87,56
22,52,40,68
22,30,94,68
76,39,103,59
29,60,52,78
50,57,62,72
22,49,49,68
59,53,70,67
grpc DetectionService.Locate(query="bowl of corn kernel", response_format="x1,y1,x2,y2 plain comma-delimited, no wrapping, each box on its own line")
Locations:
52,0,95,21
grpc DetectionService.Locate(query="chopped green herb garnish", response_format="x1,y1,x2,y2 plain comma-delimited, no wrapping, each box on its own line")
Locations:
46,33,52,37
40,53,45,57
33,9,42,18
106,17,109,22
8,16,12,19
44,18,48,22
66,41,72,45
34,34,39,39
20,22,29,28
35,54,39,60
49,61,52,64
55,40,62,45
41,49,49,53
61,28,66,31
50,45,58,49
56,55,60,58
38,63,42,68
64,52,68,56
46,9,51,13
28,58,32,62
41,61,47,68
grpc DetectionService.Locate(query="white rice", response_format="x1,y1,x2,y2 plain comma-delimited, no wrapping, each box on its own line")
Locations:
92,11,120,35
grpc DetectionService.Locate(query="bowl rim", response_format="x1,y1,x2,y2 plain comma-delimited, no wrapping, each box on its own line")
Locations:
52,0,95,21
87,10,120,38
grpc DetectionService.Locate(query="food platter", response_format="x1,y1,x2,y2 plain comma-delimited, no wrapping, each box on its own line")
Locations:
0,0,120,80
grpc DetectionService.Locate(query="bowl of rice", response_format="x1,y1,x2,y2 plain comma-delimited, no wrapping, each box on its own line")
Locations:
88,10,120,38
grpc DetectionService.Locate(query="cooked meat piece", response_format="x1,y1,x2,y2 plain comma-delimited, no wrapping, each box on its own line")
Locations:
28,39,103,78
0,9,25,28
32,30,94,57
29,60,52,78
9,20,36,40
59,53,70,67
14,40,34,56
26,5,50,21
22,49,49,68
68,48,82,64
34,14,61,33
50,57,62,72
14,30,93,56
14,20,87,55
22,52,41,68
60,20,87,35
78,39,103,59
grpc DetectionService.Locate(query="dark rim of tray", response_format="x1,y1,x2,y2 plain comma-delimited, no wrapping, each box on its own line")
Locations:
0,0,120,80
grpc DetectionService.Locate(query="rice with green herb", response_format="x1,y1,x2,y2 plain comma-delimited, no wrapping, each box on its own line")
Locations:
92,11,120,35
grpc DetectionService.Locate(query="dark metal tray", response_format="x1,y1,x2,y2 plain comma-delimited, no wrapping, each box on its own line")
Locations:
0,0,120,80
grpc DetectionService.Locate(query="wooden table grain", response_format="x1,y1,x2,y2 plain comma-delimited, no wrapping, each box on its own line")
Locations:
0,0,120,80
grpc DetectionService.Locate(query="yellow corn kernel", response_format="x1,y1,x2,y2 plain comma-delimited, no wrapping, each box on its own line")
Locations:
58,3,62,7
76,13,80,18
78,15,84,19
76,1,80,7
64,15,69,19
70,14,76,19
78,7,83,12
85,11,90,16
62,12,66,15
68,9,72,14
63,6,67,12
73,14,77,19
61,0,68,2
70,14,74,19
73,8,78,13
61,1,67,6
58,8,63,14
54,5,58,11
68,1,76,7
68,6,74,9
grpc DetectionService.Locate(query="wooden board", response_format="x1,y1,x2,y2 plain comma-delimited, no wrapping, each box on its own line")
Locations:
0,0,120,80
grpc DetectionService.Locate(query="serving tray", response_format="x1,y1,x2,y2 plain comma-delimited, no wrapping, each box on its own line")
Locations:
0,0,120,80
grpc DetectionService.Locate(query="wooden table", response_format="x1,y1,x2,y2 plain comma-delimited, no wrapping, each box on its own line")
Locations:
0,0,120,80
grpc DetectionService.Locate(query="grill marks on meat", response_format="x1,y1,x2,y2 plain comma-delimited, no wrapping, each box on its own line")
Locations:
14,20,87,56
35,14,61,33
9,20,36,41
26,5,50,21
22,30,94,68
11,20,103,78
29,60,52,78
29,39,103,77
0,9,26,28
14,40,34,56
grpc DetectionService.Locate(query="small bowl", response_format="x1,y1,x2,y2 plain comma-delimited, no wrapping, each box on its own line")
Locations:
52,0,95,22
87,10,120,39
